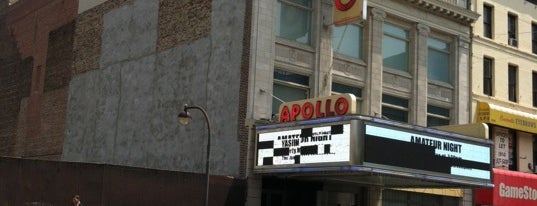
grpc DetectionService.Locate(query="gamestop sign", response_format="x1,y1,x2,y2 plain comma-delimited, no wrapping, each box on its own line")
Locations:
493,169,537,205
499,183,537,201
279,94,357,122
475,169,537,205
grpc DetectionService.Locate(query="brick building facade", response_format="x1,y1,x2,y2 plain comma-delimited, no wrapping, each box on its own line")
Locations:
0,0,77,160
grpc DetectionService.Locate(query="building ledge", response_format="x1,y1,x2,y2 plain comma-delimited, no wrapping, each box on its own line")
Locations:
402,0,480,24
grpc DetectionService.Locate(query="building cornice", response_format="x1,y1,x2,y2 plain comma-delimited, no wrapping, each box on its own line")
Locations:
400,0,480,24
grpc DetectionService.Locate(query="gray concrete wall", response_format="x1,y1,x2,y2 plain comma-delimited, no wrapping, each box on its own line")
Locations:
63,0,245,176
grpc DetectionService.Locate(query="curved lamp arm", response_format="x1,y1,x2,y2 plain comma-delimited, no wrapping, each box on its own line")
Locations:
177,104,211,206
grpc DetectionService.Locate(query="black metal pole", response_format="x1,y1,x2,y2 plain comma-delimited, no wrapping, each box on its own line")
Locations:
184,105,211,206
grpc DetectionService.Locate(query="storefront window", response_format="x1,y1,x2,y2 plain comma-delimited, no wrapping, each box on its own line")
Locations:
383,190,459,206
509,129,517,171
533,135,537,173
261,177,320,206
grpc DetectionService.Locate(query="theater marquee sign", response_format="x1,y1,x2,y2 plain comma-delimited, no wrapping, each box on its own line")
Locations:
255,95,493,187
257,123,351,166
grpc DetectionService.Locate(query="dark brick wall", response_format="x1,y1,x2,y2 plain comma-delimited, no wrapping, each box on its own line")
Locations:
238,0,252,178
0,157,246,206
157,0,211,51
1,0,77,159
0,4,33,156
45,21,74,92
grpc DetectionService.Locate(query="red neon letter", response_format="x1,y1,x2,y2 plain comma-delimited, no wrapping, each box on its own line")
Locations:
302,102,314,120
334,97,349,115
291,104,301,121
315,101,325,118
280,106,290,122
325,99,335,117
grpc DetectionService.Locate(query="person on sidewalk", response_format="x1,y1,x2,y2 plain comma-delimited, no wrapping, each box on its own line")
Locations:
72,194,82,206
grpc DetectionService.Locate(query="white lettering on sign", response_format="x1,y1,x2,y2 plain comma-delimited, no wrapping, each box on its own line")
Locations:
256,124,351,166
499,182,537,200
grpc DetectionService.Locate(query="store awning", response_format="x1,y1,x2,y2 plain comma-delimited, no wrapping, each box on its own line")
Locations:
475,168,537,205
477,101,537,134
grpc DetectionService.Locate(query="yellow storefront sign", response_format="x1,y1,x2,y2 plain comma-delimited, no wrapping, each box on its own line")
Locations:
393,188,463,197
477,102,537,134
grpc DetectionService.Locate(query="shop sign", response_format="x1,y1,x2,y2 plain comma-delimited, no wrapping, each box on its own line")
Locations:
475,169,537,205
256,123,351,166
364,124,491,180
278,94,357,122
477,102,537,134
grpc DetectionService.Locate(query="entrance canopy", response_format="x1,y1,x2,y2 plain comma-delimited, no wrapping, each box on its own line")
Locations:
254,115,493,188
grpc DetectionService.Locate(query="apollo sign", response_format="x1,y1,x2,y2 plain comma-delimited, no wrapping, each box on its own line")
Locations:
278,94,357,122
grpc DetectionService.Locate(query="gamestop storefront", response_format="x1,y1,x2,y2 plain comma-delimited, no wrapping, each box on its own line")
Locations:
255,94,493,206
475,169,537,205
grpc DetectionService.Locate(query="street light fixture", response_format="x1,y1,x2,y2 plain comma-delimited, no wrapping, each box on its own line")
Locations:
177,104,211,206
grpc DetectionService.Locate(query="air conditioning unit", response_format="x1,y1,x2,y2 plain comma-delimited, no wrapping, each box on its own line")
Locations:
509,38,518,46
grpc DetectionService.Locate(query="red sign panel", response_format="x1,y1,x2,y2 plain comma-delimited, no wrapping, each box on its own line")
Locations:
475,168,537,205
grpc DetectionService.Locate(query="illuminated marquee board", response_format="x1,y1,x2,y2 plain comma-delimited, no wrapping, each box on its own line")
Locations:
364,124,491,180
256,124,351,166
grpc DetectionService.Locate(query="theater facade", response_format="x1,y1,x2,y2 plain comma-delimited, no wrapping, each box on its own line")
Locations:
253,95,492,205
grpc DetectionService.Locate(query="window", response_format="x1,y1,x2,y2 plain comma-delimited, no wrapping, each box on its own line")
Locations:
333,24,363,59
382,94,408,123
383,23,409,72
483,57,493,96
508,14,517,47
272,69,310,115
275,0,312,44
483,5,493,38
332,82,362,113
533,72,537,107
508,65,517,102
428,38,450,83
427,105,450,127
531,23,537,54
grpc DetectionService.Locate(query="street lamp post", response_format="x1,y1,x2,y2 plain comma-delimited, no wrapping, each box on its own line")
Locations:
177,104,211,206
